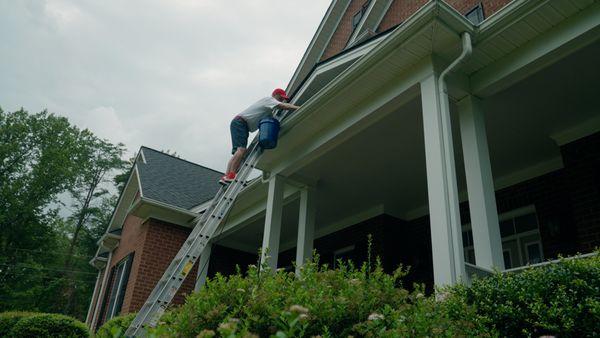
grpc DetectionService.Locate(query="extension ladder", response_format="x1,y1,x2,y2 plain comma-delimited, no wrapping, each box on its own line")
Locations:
125,112,286,337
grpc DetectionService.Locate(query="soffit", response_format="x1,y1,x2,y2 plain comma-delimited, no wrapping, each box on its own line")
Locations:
466,0,596,74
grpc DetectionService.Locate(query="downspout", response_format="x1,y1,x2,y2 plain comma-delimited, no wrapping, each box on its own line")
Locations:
90,251,113,331
437,32,473,283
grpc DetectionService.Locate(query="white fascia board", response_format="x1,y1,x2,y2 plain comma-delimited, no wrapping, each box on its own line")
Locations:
291,33,389,103
472,1,600,96
287,0,352,95
103,150,143,234
89,256,108,270
128,197,199,227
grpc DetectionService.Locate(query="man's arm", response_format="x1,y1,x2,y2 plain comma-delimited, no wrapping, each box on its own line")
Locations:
277,102,300,111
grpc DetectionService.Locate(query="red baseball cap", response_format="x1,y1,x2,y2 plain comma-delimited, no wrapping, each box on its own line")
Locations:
272,88,289,100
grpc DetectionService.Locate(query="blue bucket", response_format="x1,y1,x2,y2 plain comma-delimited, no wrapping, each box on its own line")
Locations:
258,117,280,149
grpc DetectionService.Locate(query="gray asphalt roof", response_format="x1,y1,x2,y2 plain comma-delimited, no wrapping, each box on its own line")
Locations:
136,147,223,210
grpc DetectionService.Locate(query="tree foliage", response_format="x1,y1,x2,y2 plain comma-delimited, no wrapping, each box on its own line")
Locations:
0,107,126,319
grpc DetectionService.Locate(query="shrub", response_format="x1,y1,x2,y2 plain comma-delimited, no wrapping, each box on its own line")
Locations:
447,253,600,337
8,313,89,338
95,312,137,338
0,312,36,337
154,254,487,337
152,251,599,337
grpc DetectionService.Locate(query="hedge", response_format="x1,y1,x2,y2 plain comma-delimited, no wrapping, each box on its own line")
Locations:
0,312,89,338
150,256,490,337
0,312,36,337
448,253,600,337
103,252,599,337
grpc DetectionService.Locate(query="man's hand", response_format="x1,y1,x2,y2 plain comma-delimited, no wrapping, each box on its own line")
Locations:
277,102,300,111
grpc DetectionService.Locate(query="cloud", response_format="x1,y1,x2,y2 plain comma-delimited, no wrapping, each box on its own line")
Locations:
0,0,330,171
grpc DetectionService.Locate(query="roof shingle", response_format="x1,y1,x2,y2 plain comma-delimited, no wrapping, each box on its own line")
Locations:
136,147,223,209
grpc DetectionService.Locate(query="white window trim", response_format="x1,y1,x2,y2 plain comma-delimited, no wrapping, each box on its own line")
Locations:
107,257,131,319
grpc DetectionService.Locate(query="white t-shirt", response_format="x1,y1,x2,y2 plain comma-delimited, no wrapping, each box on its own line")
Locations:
237,96,280,132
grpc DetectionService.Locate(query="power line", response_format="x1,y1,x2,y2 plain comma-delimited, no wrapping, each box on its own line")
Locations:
0,263,98,275
6,247,94,260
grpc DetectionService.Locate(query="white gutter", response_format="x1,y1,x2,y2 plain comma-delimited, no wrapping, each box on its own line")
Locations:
438,32,473,282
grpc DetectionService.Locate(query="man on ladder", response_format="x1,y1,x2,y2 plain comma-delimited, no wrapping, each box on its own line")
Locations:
220,88,300,185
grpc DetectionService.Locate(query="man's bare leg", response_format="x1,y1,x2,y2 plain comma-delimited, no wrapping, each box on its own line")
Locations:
227,147,247,175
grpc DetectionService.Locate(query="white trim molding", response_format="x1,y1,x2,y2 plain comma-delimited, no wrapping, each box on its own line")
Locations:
550,114,600,146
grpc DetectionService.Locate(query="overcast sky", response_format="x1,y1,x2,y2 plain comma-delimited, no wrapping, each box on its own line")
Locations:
1,0,330,172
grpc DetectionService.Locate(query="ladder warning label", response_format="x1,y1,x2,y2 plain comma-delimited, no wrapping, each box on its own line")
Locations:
182,261,194,276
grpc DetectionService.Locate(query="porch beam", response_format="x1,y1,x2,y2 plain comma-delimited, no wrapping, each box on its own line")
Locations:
295,186,316,275
260,175,285,271
458,95,504,270
420,72,465,286
194,242,212,292
472,4,600,97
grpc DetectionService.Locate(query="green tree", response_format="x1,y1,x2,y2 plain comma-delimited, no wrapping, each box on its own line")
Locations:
0,108,88,313
0,107,126,319
62,134,126,315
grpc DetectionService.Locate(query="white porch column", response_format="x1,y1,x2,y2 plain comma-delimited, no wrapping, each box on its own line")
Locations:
85,271,102,326
194,242,213,291
295,186,316,275
90,252,112,331
420,73,465,285
458,95,505,270
261,175,285,271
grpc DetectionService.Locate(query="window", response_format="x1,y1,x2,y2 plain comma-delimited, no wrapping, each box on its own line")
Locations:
503,249,513,269
465,4,485,24
462,206,544,268
351,2,371,32
106,253,134,320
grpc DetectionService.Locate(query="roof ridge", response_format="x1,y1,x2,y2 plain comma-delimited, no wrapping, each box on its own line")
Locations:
139,146,224,175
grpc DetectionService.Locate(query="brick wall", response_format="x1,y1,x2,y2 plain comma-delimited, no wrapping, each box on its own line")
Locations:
379,0,513,32
126,219,199,312
321,0,513,62
561,132,600,252
321,0,370,61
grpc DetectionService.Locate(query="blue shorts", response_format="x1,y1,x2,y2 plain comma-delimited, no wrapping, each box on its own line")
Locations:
230,117,249,154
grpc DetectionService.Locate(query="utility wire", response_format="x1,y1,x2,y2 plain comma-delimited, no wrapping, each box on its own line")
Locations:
6,247,93,260
0,263,98,275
